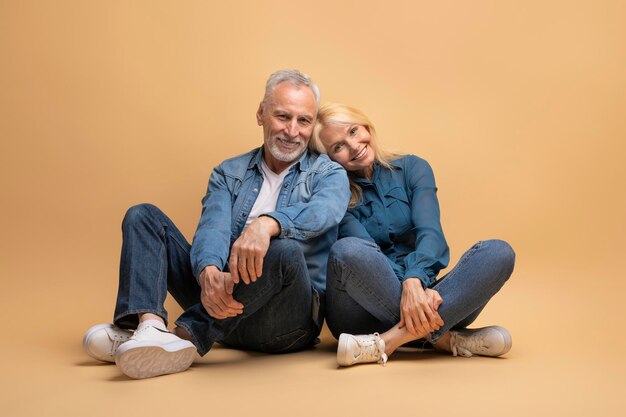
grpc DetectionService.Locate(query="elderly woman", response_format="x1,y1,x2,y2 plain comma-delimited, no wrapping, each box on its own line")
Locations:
311,103,516,366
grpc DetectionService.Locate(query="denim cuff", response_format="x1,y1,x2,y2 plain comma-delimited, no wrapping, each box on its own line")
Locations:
174,320,213,356
403,267,434,288
114,308,169,329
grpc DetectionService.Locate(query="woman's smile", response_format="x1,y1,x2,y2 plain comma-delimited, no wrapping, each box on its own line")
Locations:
352,146,368,161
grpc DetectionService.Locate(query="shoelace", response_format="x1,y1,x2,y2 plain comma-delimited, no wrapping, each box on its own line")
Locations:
450,331,482,358
107,338,127,355
109,325,168,355
129,325,172,342
131,324,163,339
357,333,388,366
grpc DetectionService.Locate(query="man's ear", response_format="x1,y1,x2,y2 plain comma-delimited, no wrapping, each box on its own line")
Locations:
256,102,264,126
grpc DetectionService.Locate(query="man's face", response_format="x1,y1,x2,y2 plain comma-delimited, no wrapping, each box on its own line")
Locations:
256,82,317,172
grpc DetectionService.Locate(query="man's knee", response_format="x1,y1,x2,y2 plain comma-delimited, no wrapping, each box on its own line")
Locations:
264,238,305,268
267,238,302,255
122,203,158,229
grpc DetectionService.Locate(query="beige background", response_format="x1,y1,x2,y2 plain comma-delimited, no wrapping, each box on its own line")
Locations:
1,1,625,416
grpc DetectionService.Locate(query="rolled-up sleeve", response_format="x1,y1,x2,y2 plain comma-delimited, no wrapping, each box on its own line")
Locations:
190,165,233,279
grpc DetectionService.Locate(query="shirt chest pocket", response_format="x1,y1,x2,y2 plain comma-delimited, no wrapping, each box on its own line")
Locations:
384,186,412,234
288,177,312,204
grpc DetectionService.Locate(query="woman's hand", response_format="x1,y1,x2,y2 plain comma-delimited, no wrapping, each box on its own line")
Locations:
398,278,444,337
424,288,443,315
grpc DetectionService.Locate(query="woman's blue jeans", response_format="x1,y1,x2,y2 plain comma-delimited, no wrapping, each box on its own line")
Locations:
113,203,320,356
325,237,515,343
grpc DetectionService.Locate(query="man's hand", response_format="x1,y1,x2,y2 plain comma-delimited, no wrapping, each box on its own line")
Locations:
198,265,244,319
229,216,280,284
398,278,444,337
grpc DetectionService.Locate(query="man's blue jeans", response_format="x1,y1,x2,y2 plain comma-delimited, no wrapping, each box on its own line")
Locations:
113,203,320,356
325,237,515,343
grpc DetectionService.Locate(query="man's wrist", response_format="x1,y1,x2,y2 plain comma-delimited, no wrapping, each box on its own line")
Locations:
199,265,222,290
256,215,280,237
201,265,221,277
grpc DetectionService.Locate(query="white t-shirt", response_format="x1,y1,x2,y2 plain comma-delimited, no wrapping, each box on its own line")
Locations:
245,160,294,226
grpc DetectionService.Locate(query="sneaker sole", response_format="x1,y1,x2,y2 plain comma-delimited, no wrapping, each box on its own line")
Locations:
490,326,513,356
337,333,354,366
115,342,196,379
83,323,130,363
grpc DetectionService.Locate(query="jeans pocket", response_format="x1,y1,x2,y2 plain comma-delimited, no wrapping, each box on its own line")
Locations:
260,328,310,353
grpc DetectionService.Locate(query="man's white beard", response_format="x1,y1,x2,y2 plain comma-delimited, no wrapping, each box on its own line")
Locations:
268,137,306,162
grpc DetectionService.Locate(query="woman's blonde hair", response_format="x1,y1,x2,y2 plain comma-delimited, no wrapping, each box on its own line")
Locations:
311,103,399,207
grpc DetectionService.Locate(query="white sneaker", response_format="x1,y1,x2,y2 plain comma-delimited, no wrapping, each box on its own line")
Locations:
450,326,512,358
337,333,388,366
114,326,196,379
83,324,133,363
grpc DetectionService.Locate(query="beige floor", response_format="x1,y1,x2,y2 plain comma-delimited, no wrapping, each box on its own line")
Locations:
2,2,625,415
2,261,624,417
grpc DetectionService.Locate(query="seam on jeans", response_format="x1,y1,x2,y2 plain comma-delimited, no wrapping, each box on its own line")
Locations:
234,275,282,317
157,241,168,316
144,204,168,232
435,240,484,285
329,256,348,291
166,229,192,255
427,241,485,343
260,328,311,353
145,205,189,254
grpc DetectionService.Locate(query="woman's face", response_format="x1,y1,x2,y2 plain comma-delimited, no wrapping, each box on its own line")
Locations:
318,123,376,177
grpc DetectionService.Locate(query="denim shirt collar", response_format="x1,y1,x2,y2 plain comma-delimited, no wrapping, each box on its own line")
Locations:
247,147,264,172
352,159,404,195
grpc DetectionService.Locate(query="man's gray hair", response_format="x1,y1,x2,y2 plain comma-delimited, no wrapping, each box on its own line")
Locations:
261,69,321,109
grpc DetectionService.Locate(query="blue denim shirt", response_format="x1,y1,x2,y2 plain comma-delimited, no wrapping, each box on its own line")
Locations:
191,147,350,294
339,154,450,288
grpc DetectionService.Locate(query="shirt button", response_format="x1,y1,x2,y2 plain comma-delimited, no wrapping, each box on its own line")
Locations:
283,183,289,188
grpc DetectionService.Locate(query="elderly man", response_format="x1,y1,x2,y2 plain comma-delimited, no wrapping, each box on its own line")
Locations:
83,70,350,379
